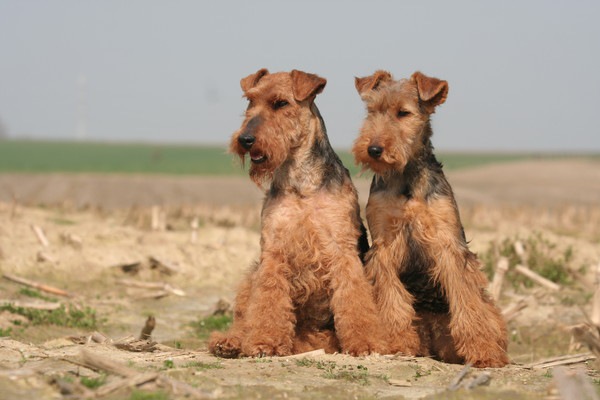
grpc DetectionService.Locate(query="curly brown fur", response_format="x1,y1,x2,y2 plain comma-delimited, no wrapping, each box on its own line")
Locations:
352,70,509,367
209,69,385,358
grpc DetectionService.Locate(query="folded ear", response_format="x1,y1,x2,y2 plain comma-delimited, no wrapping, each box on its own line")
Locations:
240,68,269,92
290,70,327,102
411,71,448,108
355,70,392,96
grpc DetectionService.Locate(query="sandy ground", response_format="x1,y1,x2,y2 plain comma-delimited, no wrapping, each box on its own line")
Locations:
1,158,600,399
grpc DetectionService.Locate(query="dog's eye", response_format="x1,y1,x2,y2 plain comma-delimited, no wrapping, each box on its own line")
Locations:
272,100,289,110
397,110,410,118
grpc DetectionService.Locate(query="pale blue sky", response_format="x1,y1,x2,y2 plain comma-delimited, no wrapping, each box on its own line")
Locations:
0,1,599,151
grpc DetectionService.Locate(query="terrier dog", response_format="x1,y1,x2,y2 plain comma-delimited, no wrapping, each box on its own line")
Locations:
209,69,387,358
352,70,509,367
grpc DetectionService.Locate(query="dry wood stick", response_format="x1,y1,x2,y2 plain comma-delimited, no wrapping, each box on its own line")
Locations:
151,206,166,231
151,206,160,231
448,364,472,390
284,349,326,359
36,250,56,263
89,331,110,344
465,373,491,390
148,256,179,275
80,349,137,377
591,262,600,327
524,352,595,369
96,372,160,397
79,350,211,399
31,225,49,247
117,278,185,296
134,290,170,300
490,257,509,301
571,324,600,357
553,367,600,400
156,375,214,399
514,240,526,262
140,315,156,340
0,299,60,310
514,264,561,291
511,241,563,290
2,273,72,297
190,217,199,244
61,232,83,248
501,298,528,322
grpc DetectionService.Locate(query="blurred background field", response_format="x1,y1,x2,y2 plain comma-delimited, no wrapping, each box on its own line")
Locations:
0,139,596,176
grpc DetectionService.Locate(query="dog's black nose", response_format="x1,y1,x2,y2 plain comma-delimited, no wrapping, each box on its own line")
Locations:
368,146,383,159
238,133,255,150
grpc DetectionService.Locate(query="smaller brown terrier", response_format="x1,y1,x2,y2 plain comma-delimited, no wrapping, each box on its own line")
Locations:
209,69,387,358
352,70,509,367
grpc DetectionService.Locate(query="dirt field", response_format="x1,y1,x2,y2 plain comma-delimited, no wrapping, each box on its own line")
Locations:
1,158,600,399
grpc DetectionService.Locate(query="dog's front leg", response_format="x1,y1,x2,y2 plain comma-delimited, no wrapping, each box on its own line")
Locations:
328,253,389,356
364,242,421,356
419,198,509,367
241,253,296,357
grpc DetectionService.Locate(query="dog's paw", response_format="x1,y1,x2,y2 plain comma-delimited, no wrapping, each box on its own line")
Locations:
388,331,421,356
342,339,388,356
208,333,242,359
467,352,510,368
243,341,292,358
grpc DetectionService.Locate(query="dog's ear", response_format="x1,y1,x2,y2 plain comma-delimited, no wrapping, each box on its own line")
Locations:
240,68,269,92
290,70,327,102
355,70,392,96
411,71,448,109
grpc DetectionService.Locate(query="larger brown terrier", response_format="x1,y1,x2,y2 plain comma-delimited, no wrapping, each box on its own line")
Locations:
209,69,387,358
352,70,509,367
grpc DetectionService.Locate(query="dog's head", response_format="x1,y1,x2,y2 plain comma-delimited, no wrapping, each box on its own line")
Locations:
230,68,327,186
352,70,448,175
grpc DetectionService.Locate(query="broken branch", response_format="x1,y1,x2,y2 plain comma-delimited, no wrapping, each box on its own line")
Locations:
117,278,185,297
514,264,560,291
490,257,509,301
2,273,73,297
31,225,49,247
524,353,595,369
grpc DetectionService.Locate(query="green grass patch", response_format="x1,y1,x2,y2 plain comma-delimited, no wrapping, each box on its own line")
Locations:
295,358,316,367
0,140,237,175
48,216,77,226
412,364,432,380
80,374,107,389
295,359,372,386
0,139,586,176
0,303,98,329
319,362,370,385
190,314,233,340
0,327,12,337
481,232,576,289
128,390,169,400
19,287,56,302
183,361,224,370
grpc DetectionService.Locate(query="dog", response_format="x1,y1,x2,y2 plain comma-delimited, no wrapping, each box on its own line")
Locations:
352,70,509,367
208,69,387,358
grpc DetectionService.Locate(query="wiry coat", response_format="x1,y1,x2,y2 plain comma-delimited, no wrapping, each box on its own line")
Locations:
209,69,385,358
353,70,509,367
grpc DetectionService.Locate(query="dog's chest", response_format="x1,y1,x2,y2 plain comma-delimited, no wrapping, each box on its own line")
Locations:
367,193,449,314
399,232,449,314
366,191,413,244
